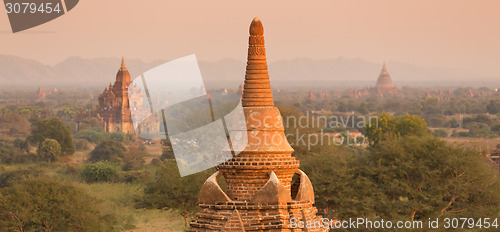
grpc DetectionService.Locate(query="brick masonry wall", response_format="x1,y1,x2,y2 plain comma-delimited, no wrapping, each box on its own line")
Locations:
190,201,327,232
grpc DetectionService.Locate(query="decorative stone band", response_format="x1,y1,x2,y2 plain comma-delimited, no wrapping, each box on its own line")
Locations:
248,36,266,56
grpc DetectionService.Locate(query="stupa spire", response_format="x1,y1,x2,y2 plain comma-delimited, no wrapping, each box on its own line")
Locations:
242,17,274,107
381,61,389,74
115,57,131,84
121,56,126,70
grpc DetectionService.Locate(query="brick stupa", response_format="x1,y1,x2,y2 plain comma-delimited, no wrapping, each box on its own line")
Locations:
189,17,328,232
374,63,396,90
371,62,397,96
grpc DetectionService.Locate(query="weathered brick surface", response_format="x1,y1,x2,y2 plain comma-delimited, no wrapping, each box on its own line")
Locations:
96,58,136,134
188,18,329,232
190,201,326,231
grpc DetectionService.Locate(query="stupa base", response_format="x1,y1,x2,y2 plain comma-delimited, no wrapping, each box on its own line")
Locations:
189,200,328,232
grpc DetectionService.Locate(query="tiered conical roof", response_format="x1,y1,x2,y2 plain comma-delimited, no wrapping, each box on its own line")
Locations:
242,17,274,107
375,62,395,89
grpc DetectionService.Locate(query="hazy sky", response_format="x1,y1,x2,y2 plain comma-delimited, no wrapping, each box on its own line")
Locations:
0,0,499,77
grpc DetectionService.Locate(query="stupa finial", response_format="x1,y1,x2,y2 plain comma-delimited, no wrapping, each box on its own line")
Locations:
121,56,126,69
249,17,264,36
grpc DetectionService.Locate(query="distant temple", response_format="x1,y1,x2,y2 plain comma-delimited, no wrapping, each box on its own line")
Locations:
189,17,328,231
343,63,398,99
370,62,397,96
74,58,161,136
96,58,140,133
38,86,58,100
375,63,395,89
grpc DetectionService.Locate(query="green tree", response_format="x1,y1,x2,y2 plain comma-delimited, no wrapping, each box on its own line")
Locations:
0,179,114,232
486,99,500,114
110,131,127,142
444,118,460,128
74,138,91,151
37,138,61,163
28,118,75,155
80,161,119,183
396,114,429,137
491,123,500,136
140,161,211,228
424,115,446,127
78,118,103,131
432,129,448,138
0,111,31,137
122,145,147,171
466,122,492,138
0,140,36,164
89,140,127,163
56,107,76,121
0,168,45,188
337,101,348,112
160,139,175,160
303,136,500,225
13,138,29,153
361,136,500,221
421,98,442,115
300,147,370,218
365,113,429,146
17,106,54,120
357,103,369,114
75,126,107,143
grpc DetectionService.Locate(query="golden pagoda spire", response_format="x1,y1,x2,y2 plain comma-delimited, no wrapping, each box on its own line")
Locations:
242,17,274,107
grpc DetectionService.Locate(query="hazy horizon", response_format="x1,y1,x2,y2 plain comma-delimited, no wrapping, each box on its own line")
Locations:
0,53,498,89
1,0,499,78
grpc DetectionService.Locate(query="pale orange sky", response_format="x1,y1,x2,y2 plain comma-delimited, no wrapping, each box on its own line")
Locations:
0,0,499,77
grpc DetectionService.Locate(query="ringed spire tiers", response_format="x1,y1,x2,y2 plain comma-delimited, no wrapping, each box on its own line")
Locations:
242,17,274,107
